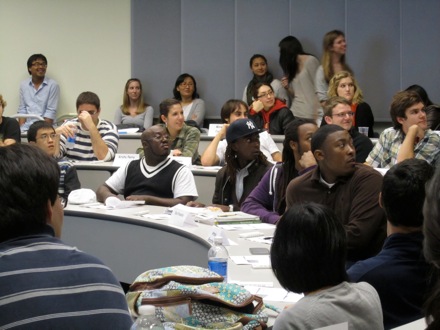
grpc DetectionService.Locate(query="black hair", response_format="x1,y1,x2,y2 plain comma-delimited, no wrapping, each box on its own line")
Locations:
278,36,309,83
172,73,200,100
27,54,47,74
245,54,274,105
311,124,345,153
76,91,100,110
426,104,440,131
27,120,55,142
382,159,433,227
277,119,316,211
0,144,59,243
405,84,434,107
423,165,440,329
271,202,348,293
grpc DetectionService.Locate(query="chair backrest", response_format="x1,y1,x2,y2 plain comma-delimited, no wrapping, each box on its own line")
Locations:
56,113,77,126
10,114,44,121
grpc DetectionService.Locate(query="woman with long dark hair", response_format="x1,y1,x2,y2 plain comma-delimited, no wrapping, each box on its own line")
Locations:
278,36,320,120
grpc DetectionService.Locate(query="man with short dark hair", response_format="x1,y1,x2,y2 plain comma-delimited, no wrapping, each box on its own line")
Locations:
97,124,198,207
323,96,373,163
0,144,132,328
28,120,80,201
286,124,386,262
348,159,433,329
18,54,59,131
366,90,440,168
58,91,119,161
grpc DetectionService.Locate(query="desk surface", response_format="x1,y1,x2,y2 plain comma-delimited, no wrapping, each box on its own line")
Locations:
63,204,277,285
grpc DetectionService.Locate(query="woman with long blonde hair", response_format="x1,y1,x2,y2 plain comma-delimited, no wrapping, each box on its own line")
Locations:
114,78,154,130
328,71,375,137
315,30,352,105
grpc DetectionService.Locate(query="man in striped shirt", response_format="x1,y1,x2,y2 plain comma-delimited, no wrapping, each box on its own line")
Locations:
0,144,133,328
58,91,119,161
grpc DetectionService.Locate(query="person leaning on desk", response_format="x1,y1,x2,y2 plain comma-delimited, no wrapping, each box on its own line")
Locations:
97,124,198,207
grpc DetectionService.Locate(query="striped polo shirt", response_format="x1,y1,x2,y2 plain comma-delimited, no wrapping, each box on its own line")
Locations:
0,226,133,328
60,118,119,161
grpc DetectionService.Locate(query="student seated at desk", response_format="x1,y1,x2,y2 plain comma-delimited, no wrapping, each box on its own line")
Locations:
241,118,317,224
57,91,119,162
0,144,132,329
271,202,384,330
138,98,201,164
365,90,440,168
0,94,20,146
189,118,271,211
200,99,281,166
28,121,80,202
97,125,198,207
348,159,433,329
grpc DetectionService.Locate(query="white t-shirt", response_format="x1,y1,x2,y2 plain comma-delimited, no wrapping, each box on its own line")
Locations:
105,157,198,198
216,131,280,165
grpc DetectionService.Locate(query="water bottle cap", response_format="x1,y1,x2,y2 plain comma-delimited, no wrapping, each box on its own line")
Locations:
138,305,156,315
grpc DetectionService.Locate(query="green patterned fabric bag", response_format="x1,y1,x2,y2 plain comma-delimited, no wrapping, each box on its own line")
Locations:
126,265,268,330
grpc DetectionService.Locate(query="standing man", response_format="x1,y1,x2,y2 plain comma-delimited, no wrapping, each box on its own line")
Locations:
58,91,119,161
323,96,373,163
0,144,132,328
28,121,81,202
97,125,198,207
366,90,440,168
286,124,386,263
18,54,59,131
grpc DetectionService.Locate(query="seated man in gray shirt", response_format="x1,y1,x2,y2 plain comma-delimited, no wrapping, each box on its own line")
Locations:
97,125,198,207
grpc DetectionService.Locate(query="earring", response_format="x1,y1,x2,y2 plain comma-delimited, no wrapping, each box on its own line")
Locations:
165,121,168,128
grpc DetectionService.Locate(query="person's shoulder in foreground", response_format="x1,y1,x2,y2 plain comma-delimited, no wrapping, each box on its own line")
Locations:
348,158,434,329
273,282,383,330
271,202,383,330
0,144,132,329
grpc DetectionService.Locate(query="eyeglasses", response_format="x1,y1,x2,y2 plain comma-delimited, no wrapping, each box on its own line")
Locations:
257,90,274,99
179,82,194,88
32,62,47,68
37,133,57,140
145,133,170,142
332,111,354,118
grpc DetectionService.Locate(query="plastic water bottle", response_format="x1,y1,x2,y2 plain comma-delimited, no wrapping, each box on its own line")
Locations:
208,236,229,281
66,126,77,149
131,305,164,330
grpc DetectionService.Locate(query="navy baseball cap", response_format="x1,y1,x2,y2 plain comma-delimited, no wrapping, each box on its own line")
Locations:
226,118,260,144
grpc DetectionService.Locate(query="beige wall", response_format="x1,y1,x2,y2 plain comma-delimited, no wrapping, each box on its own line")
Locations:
0,0,130,122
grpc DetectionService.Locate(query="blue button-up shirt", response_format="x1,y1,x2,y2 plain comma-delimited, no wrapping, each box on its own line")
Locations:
18,77,60,131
